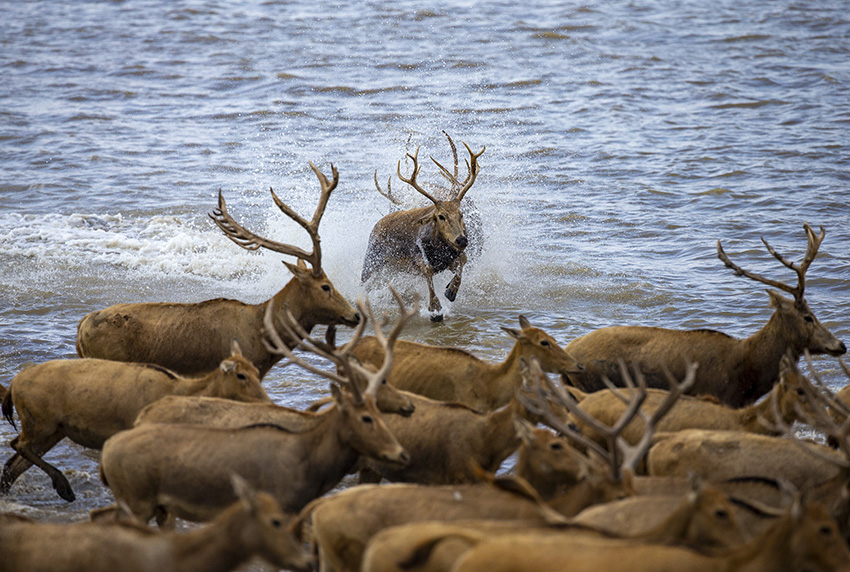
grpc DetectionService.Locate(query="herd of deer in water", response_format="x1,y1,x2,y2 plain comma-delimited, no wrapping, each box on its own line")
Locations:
1,134,850,571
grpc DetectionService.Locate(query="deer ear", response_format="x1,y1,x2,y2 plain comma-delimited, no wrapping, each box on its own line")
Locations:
283,259,311,279
417,213,432,226
766,289,792,309
230,338,243,357
501,326,523,340
518,315,531,329
513,416,537,445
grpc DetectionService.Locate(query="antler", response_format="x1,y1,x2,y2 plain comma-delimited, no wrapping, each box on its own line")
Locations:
263,287,417,402
397,146,440,205
716,223,825,303
431,139,485,202
520,358,694,481
373,170,405,206
210,162,338,277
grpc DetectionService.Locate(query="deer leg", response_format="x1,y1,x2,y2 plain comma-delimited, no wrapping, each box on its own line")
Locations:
444,252,467,302
1,432,64,495
10,431,74,501
424,272,443,322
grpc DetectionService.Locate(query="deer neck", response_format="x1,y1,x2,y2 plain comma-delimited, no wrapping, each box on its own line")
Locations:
480,399,524,468
740,309,803,402
270,282,317,342
299,407,361,498
725,512,793,571
171,504,251,572
484,343,524,408
737,385,788,434
638,498,694,544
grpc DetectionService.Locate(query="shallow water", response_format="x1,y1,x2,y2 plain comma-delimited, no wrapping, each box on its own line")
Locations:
1,0,848,557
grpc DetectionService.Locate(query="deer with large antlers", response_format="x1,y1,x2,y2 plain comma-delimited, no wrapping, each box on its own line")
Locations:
76,163,360,378
362,137,485,321
94,293,411,528
564,223,845,407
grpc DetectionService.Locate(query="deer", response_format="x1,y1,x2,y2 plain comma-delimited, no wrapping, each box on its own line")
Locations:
569,353,820,451
76,162,360,378
563,223,846,407
351,315,583,411
360,475,746,572
0,340,268,502
133,292,418,431
1,475,313,572
354,382,544,486
446,495,850,572
94,294,412,528
300,359,687,572
361,137,485,321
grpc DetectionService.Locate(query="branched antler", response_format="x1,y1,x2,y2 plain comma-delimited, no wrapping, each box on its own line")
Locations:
716,223,825,303
210,162,338,276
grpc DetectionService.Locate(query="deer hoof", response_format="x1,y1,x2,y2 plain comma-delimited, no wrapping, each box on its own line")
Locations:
55,478,76,502
430,313,444,323
444,287,457,302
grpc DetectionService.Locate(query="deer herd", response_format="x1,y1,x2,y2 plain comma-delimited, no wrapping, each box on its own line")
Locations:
1,133,849,572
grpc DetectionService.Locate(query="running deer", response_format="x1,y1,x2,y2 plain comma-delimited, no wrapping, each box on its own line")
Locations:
95,295,411,528
564,223,845,407
361,137,485,321
0,340,268,502
76,162,360,377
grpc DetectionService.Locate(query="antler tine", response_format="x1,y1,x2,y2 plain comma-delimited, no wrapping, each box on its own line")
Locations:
717,224,826,303
765,373,850,469
430,131,462,196
535,359,646,481
518,359,613,464
619,362,697,475
373,170,404,206
717,239,799,299
211,190,310,258
261,301,348,386
454,142,485,202
397,146,439,204
349,288,419,398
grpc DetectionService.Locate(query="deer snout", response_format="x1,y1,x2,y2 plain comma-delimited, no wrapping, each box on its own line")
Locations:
455,235,468,249
386,448,411,466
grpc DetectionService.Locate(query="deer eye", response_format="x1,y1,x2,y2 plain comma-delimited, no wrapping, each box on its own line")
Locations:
361,415,374,424
438,214,445,221
322,284,331,292
540,340,550,347
550,442,563,451
804,315,814,323
271,518,283,528
237,373,247,381
714,509,729,520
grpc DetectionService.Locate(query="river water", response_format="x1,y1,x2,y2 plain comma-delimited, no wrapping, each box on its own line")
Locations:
1,0,848,550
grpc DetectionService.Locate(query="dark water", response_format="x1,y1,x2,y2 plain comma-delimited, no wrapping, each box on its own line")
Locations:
1,0,848,546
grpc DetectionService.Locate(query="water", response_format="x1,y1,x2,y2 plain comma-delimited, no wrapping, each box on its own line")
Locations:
1,0,848,547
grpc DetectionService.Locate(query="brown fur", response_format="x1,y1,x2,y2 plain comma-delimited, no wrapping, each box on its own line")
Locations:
361,142,484,318
76,260,359,377
352,316,582,411
2,476,312,572
647,429,843,489
356,390,536,485
564,225,845,407
0,342,268,502
570,354,818,450
448,498,850,572
361,479,746,572
99,385,408,528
